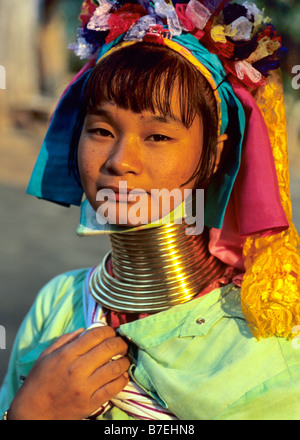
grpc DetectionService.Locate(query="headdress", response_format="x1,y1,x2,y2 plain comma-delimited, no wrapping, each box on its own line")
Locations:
27,0,300,339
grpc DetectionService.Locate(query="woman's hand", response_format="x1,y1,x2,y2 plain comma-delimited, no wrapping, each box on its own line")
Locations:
8,326,130,420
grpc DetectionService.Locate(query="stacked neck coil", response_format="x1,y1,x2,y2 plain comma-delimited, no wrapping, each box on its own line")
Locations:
89,222,226,313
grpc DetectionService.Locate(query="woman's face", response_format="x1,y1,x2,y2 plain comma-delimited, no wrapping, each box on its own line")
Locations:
78,91,203,226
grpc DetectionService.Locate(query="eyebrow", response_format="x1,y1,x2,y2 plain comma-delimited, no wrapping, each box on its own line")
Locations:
87,109,112,119
87,108,184,127
146,115,183,126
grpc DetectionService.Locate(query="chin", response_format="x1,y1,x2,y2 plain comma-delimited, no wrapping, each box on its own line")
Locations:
95,201,152,227
93,194,177,228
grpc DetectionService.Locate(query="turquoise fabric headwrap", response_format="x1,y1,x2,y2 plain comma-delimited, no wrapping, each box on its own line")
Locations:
26,33,245,229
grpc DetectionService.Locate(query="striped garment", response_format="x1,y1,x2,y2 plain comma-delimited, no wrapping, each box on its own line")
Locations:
89,380,177,420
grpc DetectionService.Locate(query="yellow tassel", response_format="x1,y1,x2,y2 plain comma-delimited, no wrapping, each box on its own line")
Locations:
241,70,300,339
210,24,237,43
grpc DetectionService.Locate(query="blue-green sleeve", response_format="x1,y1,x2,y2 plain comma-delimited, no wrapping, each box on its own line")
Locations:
0,269,88,417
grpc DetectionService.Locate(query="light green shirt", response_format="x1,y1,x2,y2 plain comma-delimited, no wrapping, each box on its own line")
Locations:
1,268,300,420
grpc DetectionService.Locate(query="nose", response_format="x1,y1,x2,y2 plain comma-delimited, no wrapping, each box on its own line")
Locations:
103,134,143,176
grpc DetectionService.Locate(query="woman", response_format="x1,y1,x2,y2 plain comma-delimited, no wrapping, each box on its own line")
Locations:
1,0,300,420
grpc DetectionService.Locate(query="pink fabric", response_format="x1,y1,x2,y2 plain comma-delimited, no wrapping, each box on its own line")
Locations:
209,195,245,271
209,81,289,269
231,81,289,237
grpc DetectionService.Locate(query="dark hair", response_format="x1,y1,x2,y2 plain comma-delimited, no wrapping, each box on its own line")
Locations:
69,42,219,190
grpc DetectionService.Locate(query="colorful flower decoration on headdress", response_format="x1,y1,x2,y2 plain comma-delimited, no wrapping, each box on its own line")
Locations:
69,0,286,89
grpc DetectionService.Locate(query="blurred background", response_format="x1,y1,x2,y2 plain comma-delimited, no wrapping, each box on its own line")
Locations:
0,0,299,384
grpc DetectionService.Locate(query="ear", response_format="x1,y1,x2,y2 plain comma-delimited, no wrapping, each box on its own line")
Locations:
214,134,228,173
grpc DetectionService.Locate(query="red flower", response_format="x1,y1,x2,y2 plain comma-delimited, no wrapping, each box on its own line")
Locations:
175,4,195,32
80,0,99,27
106,4,147,44
214,40,235,59
257,25,282,47
224,59,267,89
175,4,205,40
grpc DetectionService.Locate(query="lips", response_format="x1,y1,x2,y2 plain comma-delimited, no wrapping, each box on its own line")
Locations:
97,185,148,203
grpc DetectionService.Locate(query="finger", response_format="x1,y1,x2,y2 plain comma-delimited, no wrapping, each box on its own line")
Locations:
72,336,129,376
81,321,107,334
93,336,129,364
89,356,131,386
69,326,117,357
89,370,130,410
40,328,84,358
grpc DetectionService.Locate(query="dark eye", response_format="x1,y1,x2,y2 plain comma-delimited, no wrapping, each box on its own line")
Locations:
148,134,172,142
90,128,114,138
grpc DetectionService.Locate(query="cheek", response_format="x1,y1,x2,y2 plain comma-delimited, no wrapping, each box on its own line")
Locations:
77,140,99,193
180,139,203,188
153,144,201,190
77,148,89,186
78,149,100,211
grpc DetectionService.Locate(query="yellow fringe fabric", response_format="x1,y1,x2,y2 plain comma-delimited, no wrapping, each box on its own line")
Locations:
241,70,300,339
